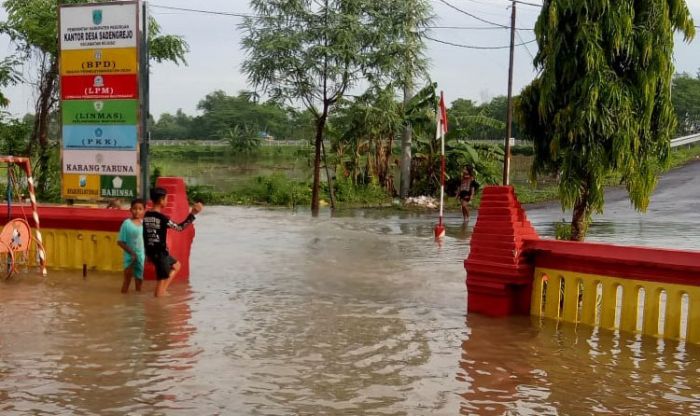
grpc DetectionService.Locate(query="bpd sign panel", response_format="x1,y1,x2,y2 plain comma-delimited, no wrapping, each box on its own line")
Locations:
60,1,140,201
60,48,138,76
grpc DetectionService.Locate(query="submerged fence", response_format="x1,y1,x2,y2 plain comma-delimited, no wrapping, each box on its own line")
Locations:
527,240,700,343
465,186,700,344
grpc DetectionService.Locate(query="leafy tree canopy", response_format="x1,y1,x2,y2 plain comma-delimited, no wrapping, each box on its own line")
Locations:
672,72,700,135
517,0,695,240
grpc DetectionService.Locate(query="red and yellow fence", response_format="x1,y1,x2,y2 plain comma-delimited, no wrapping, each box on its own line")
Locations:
531,268,700,343
465,186,700,344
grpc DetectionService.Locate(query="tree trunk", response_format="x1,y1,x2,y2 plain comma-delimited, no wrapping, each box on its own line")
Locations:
311,112,327,216
33,57,58,199
400,84,413,198
570,183,590,241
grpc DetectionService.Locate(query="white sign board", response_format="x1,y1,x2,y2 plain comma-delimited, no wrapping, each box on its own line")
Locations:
60,3,138,50
63,150,139,176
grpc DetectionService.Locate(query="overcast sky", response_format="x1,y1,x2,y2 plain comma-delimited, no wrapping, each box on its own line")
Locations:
2,0,700,118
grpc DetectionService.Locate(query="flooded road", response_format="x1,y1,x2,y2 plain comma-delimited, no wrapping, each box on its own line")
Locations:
1,162,700,415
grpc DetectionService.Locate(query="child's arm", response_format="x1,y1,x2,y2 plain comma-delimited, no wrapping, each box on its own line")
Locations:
117,241,137,265
166,202,204,231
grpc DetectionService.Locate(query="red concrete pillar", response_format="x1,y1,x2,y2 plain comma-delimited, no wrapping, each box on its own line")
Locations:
464,186,538,316
144,177,195,281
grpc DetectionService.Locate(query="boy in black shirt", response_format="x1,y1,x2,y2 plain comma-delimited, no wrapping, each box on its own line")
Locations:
144,187,203,297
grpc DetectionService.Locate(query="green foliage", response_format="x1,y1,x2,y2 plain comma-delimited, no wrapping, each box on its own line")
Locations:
510,144,534,156
241,0,433,211
447,96,510,141
0,116,30,154
329,86,404,189
147,18,188,65
226,125,261,155
333,178,390,205
0,57,21,108
517,0,695,240
672,72,700,135
151,110,194,140
151,165,162,189
187,174,312,208
555,221,573,241
187,91,296,140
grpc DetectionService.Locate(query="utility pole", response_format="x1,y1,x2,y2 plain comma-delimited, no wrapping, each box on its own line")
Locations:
140,0,151,200
503,0,516,186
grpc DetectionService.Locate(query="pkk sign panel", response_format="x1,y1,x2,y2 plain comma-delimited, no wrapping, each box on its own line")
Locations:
61,74,138,100
63,125,138,150
63,150,138,176
60,48,138,76
63,100,138,125
60,3,138,50
62,174,100,199
100,175,137,199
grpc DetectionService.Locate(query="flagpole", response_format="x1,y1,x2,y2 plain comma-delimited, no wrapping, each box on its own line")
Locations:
439,95,445,225
434,91,447,240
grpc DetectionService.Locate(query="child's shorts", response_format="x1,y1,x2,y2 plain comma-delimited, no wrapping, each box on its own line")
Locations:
149,253,177,280
124,257,145,280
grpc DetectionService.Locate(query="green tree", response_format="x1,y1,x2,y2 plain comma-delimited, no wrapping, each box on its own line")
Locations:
194,91,290,140
330,86,403,189
672,72,700,135
226,124,260,155
0,116,31,154
1,0,188,198
241,0,432,214
517,0,695,241
151,109,194,140
0,57,21,108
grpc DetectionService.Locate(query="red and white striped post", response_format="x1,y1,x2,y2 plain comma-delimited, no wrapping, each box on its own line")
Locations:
5,157,47,276
434,91,448,240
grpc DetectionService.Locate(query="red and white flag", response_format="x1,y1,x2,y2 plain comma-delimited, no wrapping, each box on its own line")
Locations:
439,91,448,134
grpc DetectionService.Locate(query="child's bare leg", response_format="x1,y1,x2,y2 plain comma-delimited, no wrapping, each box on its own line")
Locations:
121,269,133,293
461,201,469,222
135,279,143,292
162,261,181,293
154,280,167,297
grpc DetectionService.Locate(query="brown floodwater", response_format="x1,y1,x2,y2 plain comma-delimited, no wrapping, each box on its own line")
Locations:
1,199,700,414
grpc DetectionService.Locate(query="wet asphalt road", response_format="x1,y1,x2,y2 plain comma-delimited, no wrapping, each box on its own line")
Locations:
526,158,700,250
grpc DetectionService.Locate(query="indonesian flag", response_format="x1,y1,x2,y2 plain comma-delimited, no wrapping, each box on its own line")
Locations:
439,91,448,134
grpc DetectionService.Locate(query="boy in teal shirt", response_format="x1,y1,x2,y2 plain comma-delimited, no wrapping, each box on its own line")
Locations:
118,198,146,293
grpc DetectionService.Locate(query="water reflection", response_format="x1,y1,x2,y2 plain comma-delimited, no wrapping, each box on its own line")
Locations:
0,274,197,415
0,197,699,414
459,316,700,415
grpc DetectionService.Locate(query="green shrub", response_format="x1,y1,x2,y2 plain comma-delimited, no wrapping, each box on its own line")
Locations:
510,145,534,156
